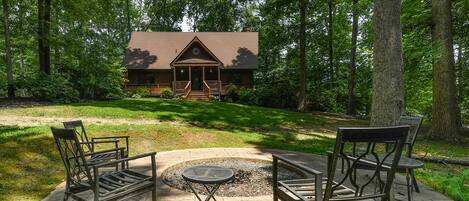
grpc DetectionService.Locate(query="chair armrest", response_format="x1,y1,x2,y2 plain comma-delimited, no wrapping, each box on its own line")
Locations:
92,136,130,153
84,147,125,157
80,140,119,145
92,136,129,140
272,154,323,175
68,148,124,163
94,152,156,168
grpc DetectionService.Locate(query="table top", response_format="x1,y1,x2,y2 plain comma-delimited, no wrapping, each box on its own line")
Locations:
365,155,424,169
182,165,234,184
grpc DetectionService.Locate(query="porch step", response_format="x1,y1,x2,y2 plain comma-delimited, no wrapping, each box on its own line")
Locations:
187,91,209,101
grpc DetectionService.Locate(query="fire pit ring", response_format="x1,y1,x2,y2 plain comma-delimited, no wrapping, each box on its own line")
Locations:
161,157,306,197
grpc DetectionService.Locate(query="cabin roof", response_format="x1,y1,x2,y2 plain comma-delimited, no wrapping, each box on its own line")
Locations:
124,32,258,70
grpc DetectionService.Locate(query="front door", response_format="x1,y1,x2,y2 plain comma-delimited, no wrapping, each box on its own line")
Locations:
191,68,203,90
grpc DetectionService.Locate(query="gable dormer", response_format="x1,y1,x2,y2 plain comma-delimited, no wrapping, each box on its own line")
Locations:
170,36,222,67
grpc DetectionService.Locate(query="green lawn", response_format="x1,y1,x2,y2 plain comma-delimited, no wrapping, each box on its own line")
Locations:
0,98,467,200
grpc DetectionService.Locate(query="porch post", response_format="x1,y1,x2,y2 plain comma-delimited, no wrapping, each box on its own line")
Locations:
189,66,192,81
173,67,176,92
217,66,221,96
202,67,205,81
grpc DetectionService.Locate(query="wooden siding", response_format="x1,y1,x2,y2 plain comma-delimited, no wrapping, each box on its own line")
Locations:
125,68,254,96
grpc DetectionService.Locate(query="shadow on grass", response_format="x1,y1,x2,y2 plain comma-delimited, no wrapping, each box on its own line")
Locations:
246,131,337,154
70,99,364,136
0,126,63,200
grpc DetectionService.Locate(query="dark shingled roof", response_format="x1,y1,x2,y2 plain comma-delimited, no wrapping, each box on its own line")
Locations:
124,32,258,70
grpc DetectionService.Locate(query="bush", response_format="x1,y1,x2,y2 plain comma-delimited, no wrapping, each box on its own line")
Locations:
224,84,238,102
160,89,174,99
22,74,80,103
127,87,150,98
255,82,296,108
238,87,257,105
209,95,220,102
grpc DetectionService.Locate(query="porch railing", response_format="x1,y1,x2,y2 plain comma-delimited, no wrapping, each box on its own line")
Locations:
183,81,191,97
174,81,190,95
203,81,211,97
205,80,220,94
126,83,171,96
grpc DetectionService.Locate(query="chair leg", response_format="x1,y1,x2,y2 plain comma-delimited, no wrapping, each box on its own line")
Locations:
63,193,69,201
152,188,157,201
406,170,412,201
341,158,344,173
410,169,420,193
64,179,70,201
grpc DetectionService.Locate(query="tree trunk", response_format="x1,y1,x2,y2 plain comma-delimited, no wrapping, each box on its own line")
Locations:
370,0,405,126
17,0,25,80
457,47,463,105
19,48,25,79
430,0,461,140
327,0,334,85
2,0,14,98
297,0,307,112
38,0,51,75
126,0,131,40
346,0,359,116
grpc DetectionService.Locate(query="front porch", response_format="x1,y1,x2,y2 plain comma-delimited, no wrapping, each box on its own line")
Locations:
172,66,222,100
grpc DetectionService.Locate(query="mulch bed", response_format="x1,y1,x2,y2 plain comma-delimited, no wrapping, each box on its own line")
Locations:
0,98,52,109
161,158,305,197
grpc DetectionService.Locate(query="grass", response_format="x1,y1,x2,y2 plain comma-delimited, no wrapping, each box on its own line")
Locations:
0,98,467,200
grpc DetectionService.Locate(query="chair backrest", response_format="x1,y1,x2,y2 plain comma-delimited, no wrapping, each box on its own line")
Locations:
324,125,409,201
63,120,92,153
398,116,423,146
51,127,93,187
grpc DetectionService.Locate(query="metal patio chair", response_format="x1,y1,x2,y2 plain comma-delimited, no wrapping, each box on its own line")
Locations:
273,125,409,201
52,127,157,201
63,120,130,166
342,116,424,201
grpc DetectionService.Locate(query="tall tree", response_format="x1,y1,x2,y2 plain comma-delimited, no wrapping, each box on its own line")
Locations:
2,0,14,98
370,0,405,126
430,0,461,140
346,0,359,115
143,0,185,32
38,0,51,75
297,0,307,112
327,0,334,84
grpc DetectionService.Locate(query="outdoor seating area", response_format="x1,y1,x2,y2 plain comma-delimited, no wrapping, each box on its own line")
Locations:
44,147,450,201
43,118,453,201
2,0,469,200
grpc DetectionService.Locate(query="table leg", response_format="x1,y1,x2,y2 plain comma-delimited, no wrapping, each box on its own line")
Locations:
203,184,222,201
185,180,203,201
184,181,224,201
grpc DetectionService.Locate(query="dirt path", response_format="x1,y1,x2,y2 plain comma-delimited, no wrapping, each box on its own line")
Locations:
0,115,183,127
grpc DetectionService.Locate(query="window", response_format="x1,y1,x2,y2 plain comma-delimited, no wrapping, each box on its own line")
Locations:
139,74,156,84
229,73,242,84
192,47,200,55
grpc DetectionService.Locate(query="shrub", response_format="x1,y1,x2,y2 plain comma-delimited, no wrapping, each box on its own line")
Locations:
238,87,257,105
23,74,80,103
209,95,220,102
255,82,296,108
127,87,150,98
160,89,174,99
224,84,238,102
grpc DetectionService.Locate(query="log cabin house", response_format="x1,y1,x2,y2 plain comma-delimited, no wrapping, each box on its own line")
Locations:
123,32,258,100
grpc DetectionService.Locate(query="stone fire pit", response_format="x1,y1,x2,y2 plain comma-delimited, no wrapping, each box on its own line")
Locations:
161,158,305,197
